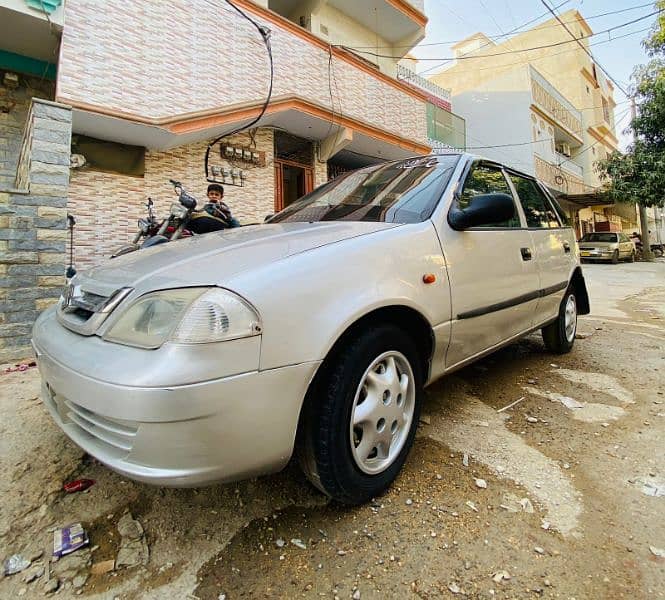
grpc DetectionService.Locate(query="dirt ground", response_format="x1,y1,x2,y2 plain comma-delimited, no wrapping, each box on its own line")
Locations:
0,261,663,599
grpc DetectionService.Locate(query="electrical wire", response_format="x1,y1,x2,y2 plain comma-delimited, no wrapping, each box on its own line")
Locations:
341,10,662,62
203,0,274,179
351,2,656,50
417,0,576,76
417,25,651,75
557,106,632,166
538,0,632,98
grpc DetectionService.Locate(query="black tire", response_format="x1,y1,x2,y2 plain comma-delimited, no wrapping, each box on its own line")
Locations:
297,324,423,505
542,289,577,354
629,249,635,263
611,250,619,264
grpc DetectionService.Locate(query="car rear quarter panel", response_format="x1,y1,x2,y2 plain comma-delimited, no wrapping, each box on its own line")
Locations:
225,221,452,372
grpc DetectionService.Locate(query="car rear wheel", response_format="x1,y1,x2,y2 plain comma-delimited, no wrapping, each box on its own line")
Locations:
542,290,577,354
297,324,422,505
629,249,635,263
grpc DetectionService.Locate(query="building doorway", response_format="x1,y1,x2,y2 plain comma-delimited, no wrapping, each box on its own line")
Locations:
274,160,314,212
274,132,314,212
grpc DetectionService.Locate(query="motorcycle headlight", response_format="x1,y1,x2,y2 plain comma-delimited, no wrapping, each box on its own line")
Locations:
170,202,189,219
103,288,261,349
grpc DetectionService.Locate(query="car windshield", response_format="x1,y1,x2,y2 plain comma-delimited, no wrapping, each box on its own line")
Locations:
580,233,617,242
269,155,461,224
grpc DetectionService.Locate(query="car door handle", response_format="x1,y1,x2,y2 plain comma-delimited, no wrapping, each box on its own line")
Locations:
563,241,571,253
520,247,532,261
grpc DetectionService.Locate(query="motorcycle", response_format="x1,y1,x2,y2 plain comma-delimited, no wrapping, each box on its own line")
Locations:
111,197,162,258
111,180,236,258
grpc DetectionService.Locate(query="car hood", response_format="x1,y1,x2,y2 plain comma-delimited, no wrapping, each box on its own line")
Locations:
80,222,399,295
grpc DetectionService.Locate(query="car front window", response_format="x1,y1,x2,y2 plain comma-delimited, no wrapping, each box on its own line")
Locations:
269,156,461,224
581,233,617,242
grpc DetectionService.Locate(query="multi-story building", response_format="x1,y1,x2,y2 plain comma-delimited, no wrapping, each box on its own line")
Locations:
428,10,636,238
0,0,460,358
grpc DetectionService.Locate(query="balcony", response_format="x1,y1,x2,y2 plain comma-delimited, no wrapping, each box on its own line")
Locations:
267,0,426,46
427,103,466,150
534,154,586,195
555,153,584,179
529,66,583,145
0,0,63,73
590,88,617,143
396,64,451,108
56,0,430,158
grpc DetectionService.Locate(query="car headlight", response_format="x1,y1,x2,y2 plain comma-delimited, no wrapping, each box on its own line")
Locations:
103,288,262,349
170,202,189,219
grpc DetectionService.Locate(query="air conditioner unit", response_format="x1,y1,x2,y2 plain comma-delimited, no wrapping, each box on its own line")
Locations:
556,142,572,157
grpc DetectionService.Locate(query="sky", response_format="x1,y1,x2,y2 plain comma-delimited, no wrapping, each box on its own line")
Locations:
410,0,659,149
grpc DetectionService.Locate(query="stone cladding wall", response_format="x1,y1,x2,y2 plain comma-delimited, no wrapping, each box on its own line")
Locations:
0,99,71,362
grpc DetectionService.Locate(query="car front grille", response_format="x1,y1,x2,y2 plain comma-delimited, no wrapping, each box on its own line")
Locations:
57,285,133,336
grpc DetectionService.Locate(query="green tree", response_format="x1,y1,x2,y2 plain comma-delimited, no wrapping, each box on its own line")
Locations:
598,1,665,259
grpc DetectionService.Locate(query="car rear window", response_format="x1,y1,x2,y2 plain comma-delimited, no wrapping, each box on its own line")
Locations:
269,156,461,224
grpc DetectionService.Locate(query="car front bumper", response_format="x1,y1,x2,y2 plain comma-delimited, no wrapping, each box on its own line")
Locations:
32,331,320,488
579,251,615,261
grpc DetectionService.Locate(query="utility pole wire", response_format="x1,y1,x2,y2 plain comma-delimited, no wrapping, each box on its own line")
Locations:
538,0,630,97
344,10,662,62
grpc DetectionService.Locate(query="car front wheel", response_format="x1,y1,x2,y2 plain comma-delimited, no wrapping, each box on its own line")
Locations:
298,324,422,505
542,290,577,354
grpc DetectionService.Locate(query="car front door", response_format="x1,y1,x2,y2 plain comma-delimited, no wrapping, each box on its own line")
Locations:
506,172,575,325
440,161,541,368
618,233,633,258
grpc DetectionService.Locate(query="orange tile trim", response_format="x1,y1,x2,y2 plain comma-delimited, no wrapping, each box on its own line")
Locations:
232,0,428,102
57,95,431,154
385,0,428,27
169,97,432,154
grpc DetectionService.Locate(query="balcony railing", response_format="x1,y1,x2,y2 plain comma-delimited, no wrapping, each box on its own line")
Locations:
529,66,582,138
534,154,586,195
555,153,584,179
57,0,429,147
591,88,615,134
426,103,465,149
25,0,62,13
397,64,451,106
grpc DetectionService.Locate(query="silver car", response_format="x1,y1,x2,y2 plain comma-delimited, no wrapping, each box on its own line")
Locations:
32,154,589,505
578,231,636,263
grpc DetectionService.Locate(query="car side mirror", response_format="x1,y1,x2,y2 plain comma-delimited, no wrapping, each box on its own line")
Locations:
448,192,515,230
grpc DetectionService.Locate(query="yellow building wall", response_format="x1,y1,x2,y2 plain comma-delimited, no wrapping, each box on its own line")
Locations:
431,10,618,193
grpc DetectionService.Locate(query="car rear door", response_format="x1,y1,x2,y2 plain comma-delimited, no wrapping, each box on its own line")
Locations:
439,161,541,368
506,171,575,325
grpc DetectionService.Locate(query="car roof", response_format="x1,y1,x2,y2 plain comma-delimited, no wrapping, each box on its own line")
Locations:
397,152,541,183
